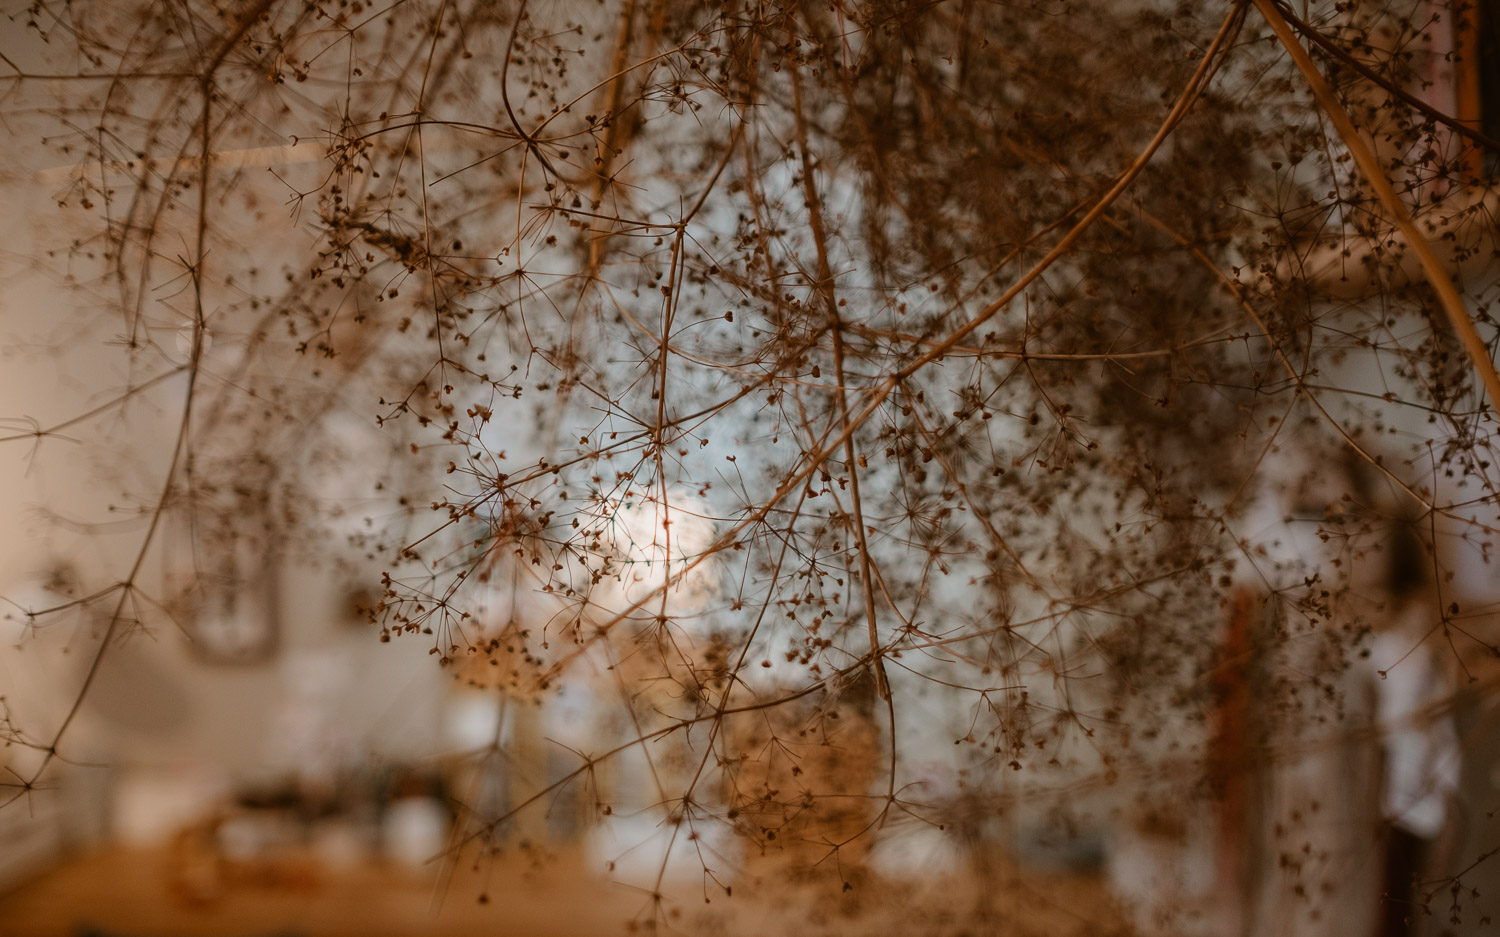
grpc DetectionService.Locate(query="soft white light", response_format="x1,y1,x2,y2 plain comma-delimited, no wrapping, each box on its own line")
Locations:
580,487,717,624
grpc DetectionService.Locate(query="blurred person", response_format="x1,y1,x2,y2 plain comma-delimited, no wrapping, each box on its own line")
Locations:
1368,521,1461,937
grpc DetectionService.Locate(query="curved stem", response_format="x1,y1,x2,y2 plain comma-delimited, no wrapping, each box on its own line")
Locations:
1252,0,1500,421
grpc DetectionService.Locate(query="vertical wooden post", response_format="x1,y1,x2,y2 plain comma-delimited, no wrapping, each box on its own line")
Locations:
1210,589,1256,932
1454,1,1485,182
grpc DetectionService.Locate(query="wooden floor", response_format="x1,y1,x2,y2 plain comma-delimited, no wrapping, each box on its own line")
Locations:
0,842,1131,937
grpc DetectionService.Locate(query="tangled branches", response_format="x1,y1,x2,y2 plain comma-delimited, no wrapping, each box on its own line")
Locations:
4,0,1500,929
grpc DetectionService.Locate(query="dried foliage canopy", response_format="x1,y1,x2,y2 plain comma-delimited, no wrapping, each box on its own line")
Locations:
4,0,1500,924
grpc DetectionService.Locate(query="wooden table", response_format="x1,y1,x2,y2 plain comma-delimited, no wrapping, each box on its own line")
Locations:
0,840,1128,937
0,844,635,937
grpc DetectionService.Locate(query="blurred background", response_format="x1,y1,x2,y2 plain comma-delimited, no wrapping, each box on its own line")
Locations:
3,1,1500,935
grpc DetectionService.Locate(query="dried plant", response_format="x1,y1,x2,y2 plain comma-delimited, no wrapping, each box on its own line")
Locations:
3,0,1499,931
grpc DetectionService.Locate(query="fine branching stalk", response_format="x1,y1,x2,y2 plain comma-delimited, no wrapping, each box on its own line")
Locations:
5,1,1500,930
1252,0,1500,419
